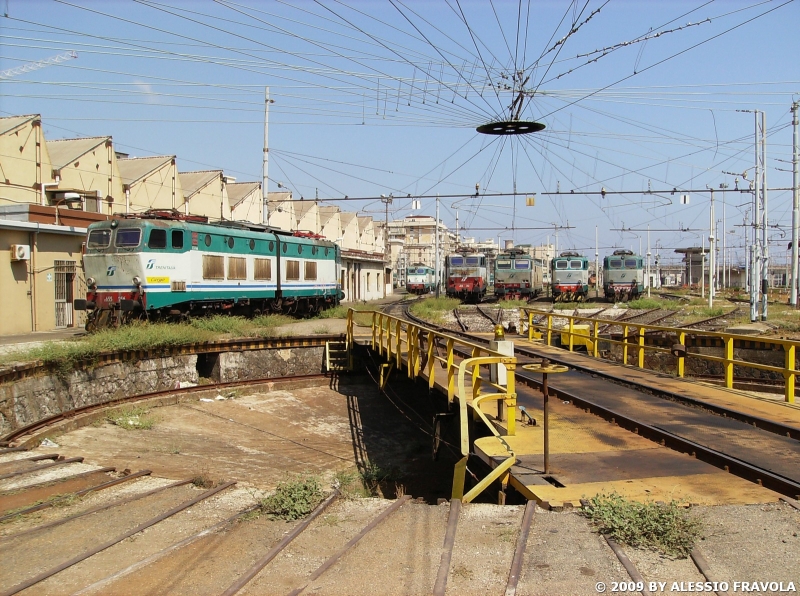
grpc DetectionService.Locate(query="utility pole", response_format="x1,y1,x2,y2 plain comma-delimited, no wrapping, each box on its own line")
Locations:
791,101,799,306
263,87,274,225
709,189,715,308
760,111,769,320
381,194,392,298
595,225,599,298
701,236,706,299
435,194,440,298
646,225,651,297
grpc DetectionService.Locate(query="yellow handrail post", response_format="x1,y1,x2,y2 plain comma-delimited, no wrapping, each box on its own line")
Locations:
447,338,456,402
568,318,575,351
406,323,413,378
471,347,481,388
427,332,436,389
386,316,393,362
724,336,734,389
505,363,516,436
622,325,629,365
677,331,686,378
785,343,796,404
395,319,402,368
546,314,553,346
528,311,534,341
346,308,353,347
592,320,599,358
637,326,645,368
378,314,385,356
371,312,377,350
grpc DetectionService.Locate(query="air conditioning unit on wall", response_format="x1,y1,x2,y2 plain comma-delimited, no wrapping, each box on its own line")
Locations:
10,244,30,261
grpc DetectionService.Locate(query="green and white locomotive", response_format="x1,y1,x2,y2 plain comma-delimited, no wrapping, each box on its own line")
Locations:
603,249,644,302
550,251,590,302
75,210,343,329
493,249,543,300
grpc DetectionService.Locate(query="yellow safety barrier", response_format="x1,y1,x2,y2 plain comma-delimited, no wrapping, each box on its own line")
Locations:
520,308,798,404
347,308,519,502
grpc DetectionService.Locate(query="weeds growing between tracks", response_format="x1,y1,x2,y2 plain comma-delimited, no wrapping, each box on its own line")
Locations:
583,492,702,558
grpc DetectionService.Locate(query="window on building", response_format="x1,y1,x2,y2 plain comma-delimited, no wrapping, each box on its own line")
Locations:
148,229,167,249
286,260,300,280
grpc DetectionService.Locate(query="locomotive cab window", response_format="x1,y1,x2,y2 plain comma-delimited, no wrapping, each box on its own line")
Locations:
570,260,583,269
497,260,511,269
555,261,568,269
172,230,184,249
450,257,464,266
609,258,622,268
115,228,141,248
466,257,480,266
514,261,530,270
87,229,110,249
625,258,638,269
148,229,167,249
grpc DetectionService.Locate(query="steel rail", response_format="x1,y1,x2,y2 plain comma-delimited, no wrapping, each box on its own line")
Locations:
0,478,192,542
453,308,469,332
432,498,461,596
0,470,152,523
604,536,654,596
0,467,116,500
0,481,236,596
0,456,84,481
504,500,536,596
221,490,339,596
690,549,729,596
287,495,412,596
0,453,59,467
1,373,329,445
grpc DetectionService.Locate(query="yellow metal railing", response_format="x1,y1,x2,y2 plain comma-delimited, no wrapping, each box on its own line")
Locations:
520,308,797,404
347,308,518,502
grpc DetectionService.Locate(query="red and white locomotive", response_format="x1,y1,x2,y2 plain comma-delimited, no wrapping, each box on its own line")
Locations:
445,251,488,303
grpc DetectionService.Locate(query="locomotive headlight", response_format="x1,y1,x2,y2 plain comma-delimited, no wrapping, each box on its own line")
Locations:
86,277,96,288
132,276,142,287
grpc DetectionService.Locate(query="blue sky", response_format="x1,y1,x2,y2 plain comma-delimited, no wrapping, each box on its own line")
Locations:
1,0,798,266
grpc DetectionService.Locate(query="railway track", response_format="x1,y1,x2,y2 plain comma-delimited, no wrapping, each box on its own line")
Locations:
386,304,800,501
678,306,742,330
2,440,786,596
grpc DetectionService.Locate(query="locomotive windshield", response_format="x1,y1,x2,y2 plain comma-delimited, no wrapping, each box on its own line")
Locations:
115,228,141,248
555,260,568,269
497,260,511,269
609,258,622,268
625,258,638,268
449,256,464,266
87,229,110,249
514,261,530,270
570,260,583,269
466,256,480,266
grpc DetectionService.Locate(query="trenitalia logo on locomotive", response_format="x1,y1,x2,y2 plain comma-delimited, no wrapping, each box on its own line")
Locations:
106,266,116,276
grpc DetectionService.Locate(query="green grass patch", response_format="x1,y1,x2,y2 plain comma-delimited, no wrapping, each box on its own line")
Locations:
627,298,680,310
408,296,461,324
582,492,702,558
259,474,324,520
334,468,371,499
106,406,156,430
496,299,531,309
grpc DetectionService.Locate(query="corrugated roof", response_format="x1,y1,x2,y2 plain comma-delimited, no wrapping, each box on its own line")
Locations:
179,170,221,199
47,136,109,171
0,114,39,137
117,156,174,186
227,181,260,208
